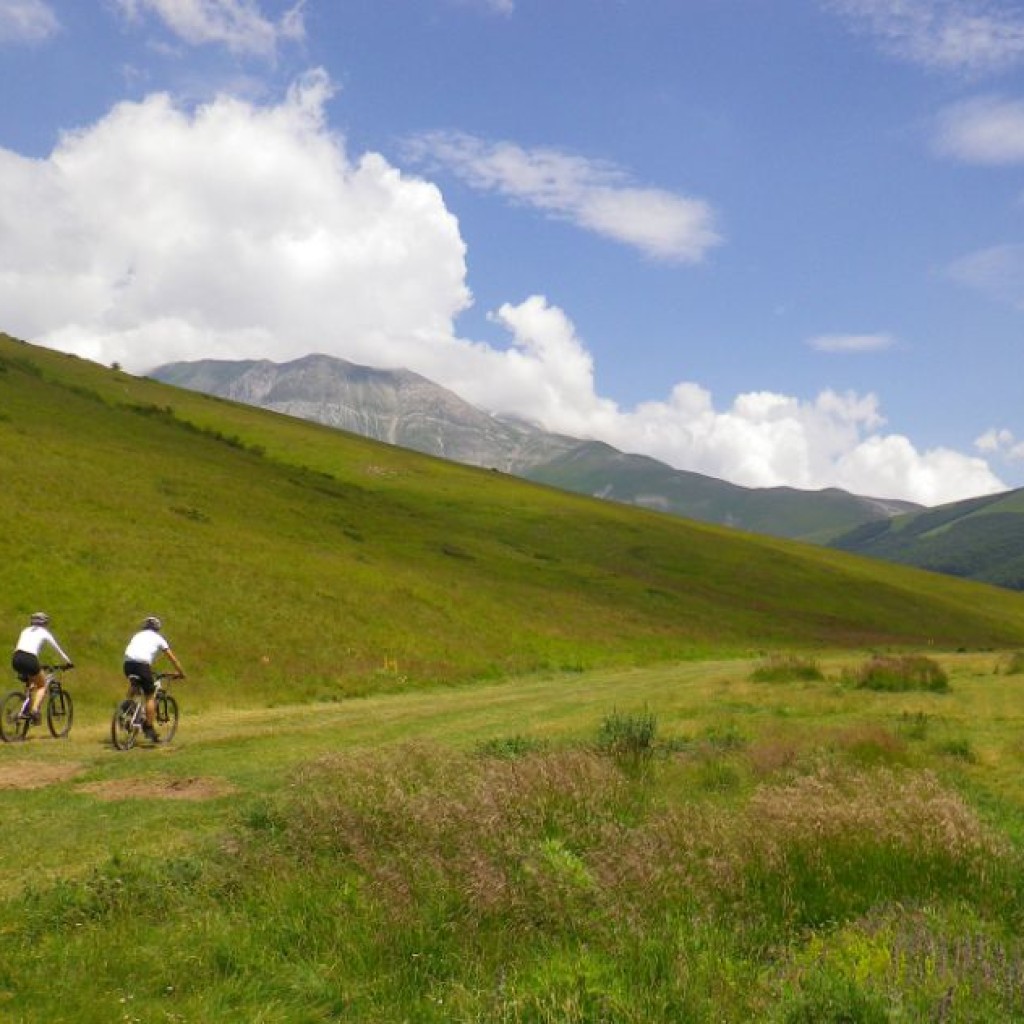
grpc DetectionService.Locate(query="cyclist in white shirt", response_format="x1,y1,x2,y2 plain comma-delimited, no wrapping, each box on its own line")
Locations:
123,616,186,743
11,612,73,724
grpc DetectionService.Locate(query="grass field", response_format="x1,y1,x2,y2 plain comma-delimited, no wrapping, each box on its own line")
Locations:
4,333,1024,1020
3,651,1024,1022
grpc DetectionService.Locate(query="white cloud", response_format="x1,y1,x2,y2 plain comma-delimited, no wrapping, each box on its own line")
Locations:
826,0,1024,74
0,73,1003,507
934,95,1024,163
976,427,1024,460
406,131,721,263
0,69,471,370
948,243,1024,306
448,297,1001,505
451,0,514,14
807,332,896,353
113,0,304,57
0,0,58,43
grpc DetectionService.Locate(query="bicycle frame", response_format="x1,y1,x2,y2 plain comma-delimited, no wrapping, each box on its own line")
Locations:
111,672,180,750
0,665,74,742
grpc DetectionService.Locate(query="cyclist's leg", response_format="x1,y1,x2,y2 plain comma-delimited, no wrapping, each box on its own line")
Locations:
28,674,48,717
124,660,157,732
13,652,45,719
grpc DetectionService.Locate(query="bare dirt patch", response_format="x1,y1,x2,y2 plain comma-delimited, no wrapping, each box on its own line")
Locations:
0,761,86,790
79,775,236,801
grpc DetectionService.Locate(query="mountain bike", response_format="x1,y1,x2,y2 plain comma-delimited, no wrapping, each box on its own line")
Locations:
0,665,75,743
111,672,181,750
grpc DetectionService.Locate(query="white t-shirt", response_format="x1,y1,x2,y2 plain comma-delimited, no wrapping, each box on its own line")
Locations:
124,630,170,665
15,625,70,661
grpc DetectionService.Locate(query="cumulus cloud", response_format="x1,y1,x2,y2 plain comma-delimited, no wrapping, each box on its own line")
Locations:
0,73,1003,506
405,131,721,263
0,0,58,43
449,298,1001,505
113,0,305,57
451,0,514,14
0,69,471,370
948,243,1024,306
807,332,896,353
976,427,1024,460
826,0,1024,74
934,95,1024,163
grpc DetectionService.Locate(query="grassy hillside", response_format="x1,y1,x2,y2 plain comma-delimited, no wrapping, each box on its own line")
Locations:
3,331,1024,712
831,488,1024,591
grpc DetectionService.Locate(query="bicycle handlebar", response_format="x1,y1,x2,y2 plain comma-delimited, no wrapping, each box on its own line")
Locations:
41,663,73,672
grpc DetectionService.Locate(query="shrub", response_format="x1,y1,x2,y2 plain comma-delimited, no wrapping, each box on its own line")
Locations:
750,654,824,683
843,655,949,693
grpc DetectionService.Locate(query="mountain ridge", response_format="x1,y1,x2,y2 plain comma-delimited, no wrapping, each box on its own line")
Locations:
829,487,1024,591
151,352,922,543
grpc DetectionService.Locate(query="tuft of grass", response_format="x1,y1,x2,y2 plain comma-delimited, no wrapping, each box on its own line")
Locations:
843,654,949,693
831,724,909,768
596,708,657,760
934,737,977,762
896,711,931,741
999,651,1024,675
750,653,824,683
475,734,550,759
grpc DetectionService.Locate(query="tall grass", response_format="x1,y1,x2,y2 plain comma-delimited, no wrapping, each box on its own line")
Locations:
749,653,824,683
4,736,1022,1022
844,654,950,693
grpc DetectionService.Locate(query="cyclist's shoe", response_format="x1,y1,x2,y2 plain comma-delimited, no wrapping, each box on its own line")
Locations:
143,725,161,744
29,711,41,725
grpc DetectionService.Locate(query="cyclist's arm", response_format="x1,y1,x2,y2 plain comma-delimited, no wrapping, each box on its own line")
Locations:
164,648,186,677
48,633,72,666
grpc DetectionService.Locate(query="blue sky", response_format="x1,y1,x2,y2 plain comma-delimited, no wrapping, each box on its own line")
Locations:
2,0,1024,505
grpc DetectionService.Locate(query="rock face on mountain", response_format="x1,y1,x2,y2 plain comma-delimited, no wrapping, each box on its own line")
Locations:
153,354,578,472
151,353,921,542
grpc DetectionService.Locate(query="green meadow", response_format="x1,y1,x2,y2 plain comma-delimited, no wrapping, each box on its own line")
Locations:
3,332,1024,1021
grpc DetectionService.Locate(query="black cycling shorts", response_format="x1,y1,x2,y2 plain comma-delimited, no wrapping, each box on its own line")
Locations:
12,651,40,681
123,659,156,695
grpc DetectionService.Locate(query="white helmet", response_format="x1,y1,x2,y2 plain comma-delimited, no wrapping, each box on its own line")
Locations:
142,615,162,631
30,611,50,626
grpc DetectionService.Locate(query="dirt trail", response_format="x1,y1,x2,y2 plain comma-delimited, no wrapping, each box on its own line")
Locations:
78,775,236,801
0,761,85,789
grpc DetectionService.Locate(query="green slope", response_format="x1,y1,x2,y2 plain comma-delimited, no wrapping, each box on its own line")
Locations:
830,488,1024,591
3,331,1024,709
523,440,919,541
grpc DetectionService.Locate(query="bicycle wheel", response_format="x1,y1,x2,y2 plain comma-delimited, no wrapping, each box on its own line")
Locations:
155,692,179,743
111,699,139,750
46,688,74,738
0,691,30,743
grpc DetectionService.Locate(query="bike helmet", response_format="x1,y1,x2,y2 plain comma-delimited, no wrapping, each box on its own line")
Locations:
142,615,162,631
30,611,50,626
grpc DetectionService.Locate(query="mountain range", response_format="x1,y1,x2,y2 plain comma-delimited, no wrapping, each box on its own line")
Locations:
151,353,920,544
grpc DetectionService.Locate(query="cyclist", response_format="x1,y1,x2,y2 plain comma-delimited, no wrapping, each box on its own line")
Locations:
11,612,73,724
122,616,186,743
